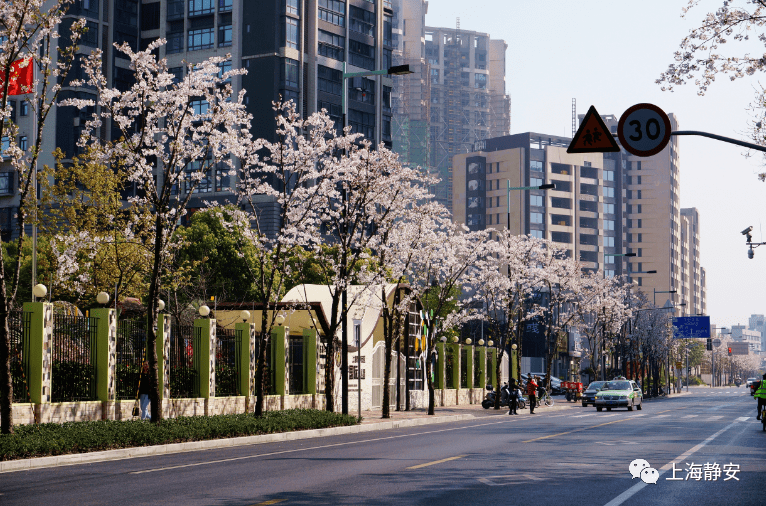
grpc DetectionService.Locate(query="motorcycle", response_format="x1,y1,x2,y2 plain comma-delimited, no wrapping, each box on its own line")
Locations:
482,383,527,410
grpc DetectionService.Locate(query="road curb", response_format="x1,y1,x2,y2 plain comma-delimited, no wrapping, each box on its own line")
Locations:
0,413,476,474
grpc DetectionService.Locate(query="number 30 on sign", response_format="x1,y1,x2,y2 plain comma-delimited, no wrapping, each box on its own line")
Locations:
617,103,672,157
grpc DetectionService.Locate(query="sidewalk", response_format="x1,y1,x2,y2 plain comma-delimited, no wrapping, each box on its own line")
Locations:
0,399,577,474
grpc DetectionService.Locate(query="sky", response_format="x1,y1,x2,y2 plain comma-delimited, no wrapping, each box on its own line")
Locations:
427,0,766,329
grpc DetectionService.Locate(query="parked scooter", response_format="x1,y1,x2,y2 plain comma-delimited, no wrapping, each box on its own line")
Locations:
482,383,527,410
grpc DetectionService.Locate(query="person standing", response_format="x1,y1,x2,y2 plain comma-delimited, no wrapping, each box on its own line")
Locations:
754,373,766,420
139,361,151,420
527,375,538,414
508,377,518,415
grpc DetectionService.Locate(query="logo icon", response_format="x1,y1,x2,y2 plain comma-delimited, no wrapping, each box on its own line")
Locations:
641,467,660,484
629,458,650,479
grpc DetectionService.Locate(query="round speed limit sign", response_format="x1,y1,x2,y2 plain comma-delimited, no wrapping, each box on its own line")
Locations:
617,103,672,157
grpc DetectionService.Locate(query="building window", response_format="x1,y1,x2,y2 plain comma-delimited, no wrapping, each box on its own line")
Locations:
219,0,233,12
218,22,232,47
530,212,543,224
474,73,487,89
604,236,615,247
189,0,214,16
382,86,392,113
382,116,391,140
530,195,543,207
530,177,544,187
283,58,299,88
19,100,28,117
318,100,342,129
18,136,27,151
350,5,375,37
168,0,185,20
430,68,439,84
190,99,209,115
318,29,344,61
317,65,341,95
318,0,345,27
349,77,375,105
349,109,374,139
605,220,615,231
0,172,12,195
188,28,214,50
167,20,184,53
604,186,615,198
530,229,543,239
604,203,615,214
349,40,375,71
604,170,614,181
286,0,298,16
285,17,299,49
530,160,543,172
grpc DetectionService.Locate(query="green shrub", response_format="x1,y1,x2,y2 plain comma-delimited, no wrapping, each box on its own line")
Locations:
0,409,358,461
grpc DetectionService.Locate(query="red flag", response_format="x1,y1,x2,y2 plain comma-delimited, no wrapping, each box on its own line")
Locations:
1,57,34,97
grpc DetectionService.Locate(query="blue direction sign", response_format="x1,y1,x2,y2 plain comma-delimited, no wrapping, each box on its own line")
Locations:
672,316,711,339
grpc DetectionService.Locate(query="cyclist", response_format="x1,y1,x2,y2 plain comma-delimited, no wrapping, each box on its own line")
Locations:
755,373,766,420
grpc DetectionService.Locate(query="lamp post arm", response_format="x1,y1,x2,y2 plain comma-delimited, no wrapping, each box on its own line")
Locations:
671,131,766,153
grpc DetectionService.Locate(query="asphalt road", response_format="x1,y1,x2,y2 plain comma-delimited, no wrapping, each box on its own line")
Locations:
1,388,764,506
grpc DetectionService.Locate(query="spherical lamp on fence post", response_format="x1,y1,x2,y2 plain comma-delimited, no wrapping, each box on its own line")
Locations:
275,314,285,326
32,283,47,299
488,340,494,347
157,299,165,312
465,338,472,345
478,339,485,346
198,305,210,317
240,310,250,323
96,291,110,306
440,336,447,343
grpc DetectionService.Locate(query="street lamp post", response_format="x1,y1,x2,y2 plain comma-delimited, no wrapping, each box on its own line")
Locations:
599,252,635,381
337,63,412,415
505,180,554,383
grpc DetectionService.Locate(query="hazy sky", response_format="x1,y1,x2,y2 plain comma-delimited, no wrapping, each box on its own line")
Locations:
427,0,766,328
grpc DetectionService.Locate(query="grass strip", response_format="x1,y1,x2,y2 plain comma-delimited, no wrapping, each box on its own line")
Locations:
0,409,359,461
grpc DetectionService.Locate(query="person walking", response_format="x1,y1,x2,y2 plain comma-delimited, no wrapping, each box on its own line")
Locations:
139,361,151,420
508,377,518,415
754,373,766,420
527,375,538,414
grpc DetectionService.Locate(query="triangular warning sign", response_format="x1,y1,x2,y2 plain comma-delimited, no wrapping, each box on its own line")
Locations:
567,105,620,153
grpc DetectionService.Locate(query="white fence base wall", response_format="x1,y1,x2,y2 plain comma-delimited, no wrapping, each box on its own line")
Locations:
11,387,486,425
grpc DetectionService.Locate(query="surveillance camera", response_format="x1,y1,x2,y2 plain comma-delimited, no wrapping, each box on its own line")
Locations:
741,226,753,235
748,247,754,259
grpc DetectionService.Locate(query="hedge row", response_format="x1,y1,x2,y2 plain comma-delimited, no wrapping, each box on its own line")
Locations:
0,409,359,461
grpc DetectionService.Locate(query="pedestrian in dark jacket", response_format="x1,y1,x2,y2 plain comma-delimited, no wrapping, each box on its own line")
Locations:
508,378,518,415
527,376,538,414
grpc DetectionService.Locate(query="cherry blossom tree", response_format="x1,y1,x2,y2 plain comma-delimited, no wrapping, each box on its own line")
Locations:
0,0,84,434
657,0,766,167
302,138,438,413
403,218,489,415
230,100,356,416
357,184,442,418
66,41,253,422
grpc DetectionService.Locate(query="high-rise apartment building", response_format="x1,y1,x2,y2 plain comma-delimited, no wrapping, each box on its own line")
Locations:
389,0,430,170
424,24,510,212
680,208,706,316
452,133,631,278
1,1,400,239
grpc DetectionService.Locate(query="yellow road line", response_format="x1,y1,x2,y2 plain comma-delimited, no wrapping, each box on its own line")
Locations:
406,455,466,470
250,500,285,506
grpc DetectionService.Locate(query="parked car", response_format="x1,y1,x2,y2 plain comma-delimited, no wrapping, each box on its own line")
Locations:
581,381,607,407
595,380,643,411
527,373,563,394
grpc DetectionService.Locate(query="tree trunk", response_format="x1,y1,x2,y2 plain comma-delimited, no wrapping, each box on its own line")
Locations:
426,348,435,415
254,325,267,416
493,349,504,409
147,214,164,423
0,302,12,434
381,292,391,418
